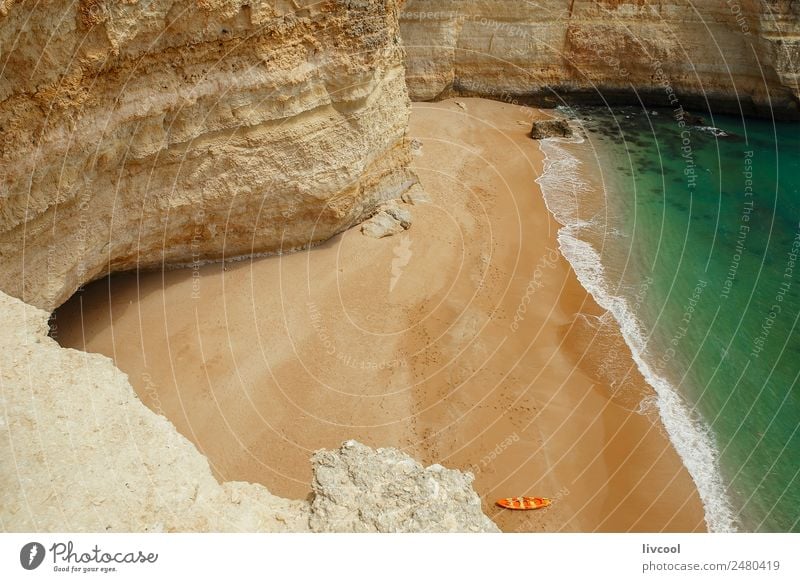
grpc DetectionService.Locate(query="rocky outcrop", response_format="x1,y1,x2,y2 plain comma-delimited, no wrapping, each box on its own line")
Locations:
530,119,572,140
0,0,500,536
400,0,800,117
0,289,309,532
309,441,499,532
0,0,414,310
0,287,496,531
361,199,413,238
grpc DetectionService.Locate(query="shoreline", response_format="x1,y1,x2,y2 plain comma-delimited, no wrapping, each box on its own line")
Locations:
54,98,706,532
536,118,737,532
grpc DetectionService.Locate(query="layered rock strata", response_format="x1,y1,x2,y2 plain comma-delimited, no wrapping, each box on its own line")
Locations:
0,0,414,310
400,0,799,117
0,289,496,532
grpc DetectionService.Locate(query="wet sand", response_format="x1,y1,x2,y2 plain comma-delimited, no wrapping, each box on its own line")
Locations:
54,98,706,532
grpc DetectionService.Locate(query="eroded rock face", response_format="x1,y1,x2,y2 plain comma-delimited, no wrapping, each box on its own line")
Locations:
0,290,496,532
0,0,414,310
310,441,500,532
0,290,310,532
400,0,800,117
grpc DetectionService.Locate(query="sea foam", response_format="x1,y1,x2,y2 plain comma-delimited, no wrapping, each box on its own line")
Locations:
535,130,738,532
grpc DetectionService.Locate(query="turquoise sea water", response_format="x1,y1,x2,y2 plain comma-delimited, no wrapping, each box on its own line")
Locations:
538,106,800,532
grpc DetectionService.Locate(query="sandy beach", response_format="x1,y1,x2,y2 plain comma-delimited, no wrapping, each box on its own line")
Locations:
54,98,706,532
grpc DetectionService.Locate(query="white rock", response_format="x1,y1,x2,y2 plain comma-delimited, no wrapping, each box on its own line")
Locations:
309,441,499,533
383,202,413,229
361,200,413,238
361,211,406,238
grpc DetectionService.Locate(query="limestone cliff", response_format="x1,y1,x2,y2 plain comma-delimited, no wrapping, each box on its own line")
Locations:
0,0,413,310
400,0,799,117
0,288,497,532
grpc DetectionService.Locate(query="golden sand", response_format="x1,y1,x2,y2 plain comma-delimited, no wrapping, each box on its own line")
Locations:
55,98,706,532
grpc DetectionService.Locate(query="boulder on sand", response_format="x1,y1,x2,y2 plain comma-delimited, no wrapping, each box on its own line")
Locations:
530,119,572,139
361,201,413,238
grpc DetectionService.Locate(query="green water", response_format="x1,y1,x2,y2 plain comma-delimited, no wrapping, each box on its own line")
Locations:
565,107,800,532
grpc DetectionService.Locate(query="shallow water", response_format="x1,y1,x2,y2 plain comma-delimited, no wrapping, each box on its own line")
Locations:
539,106,800,532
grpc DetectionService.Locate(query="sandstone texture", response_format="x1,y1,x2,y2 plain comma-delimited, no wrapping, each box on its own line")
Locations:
361,211,406,238
400,0,800,117
361,199,412,237
309,441,499,532
0,0,414,310
0,0,499,536
0,288,495,532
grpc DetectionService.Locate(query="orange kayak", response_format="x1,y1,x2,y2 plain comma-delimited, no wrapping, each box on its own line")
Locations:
495,496,551,510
